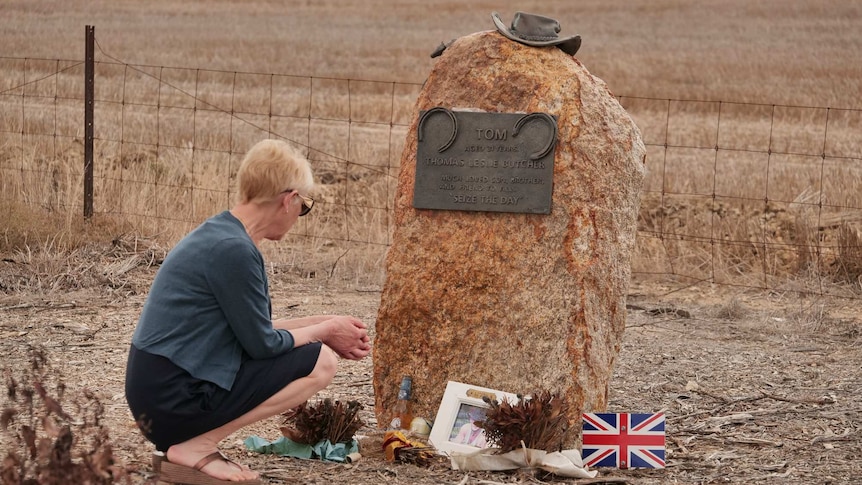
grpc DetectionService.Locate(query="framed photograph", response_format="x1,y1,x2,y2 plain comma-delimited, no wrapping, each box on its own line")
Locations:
429,381,520,455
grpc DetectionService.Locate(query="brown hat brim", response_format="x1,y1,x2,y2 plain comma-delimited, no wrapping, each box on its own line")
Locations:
492,12,581,55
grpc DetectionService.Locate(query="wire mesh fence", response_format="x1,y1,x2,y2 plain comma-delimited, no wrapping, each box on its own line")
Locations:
2,37,861,294
621,96,862,297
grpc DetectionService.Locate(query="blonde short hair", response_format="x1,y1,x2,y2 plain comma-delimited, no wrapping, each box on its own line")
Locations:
236,139,314,204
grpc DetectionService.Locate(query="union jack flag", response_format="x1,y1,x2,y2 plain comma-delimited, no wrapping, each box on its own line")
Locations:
581,412,666,469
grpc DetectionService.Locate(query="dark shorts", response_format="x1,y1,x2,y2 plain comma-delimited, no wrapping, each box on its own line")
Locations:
125,342,322,451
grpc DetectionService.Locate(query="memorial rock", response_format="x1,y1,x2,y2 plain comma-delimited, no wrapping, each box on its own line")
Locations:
373,29,646,446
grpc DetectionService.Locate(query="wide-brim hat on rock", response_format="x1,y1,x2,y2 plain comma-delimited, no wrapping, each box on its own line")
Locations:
492,11,581,55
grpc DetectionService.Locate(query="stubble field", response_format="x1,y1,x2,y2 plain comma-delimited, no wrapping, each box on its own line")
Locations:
2,1,861,484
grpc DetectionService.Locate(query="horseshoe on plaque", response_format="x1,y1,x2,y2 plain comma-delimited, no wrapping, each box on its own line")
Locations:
417,107,458,153
512,112,557,160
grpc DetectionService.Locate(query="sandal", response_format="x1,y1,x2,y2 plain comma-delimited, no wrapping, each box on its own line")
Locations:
152,451,166,473
158,450,262,485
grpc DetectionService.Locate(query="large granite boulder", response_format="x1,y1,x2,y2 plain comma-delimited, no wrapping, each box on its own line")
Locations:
373,30,646,446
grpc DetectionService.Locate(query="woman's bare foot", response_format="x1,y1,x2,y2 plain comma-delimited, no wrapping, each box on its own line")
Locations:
166,438,259,482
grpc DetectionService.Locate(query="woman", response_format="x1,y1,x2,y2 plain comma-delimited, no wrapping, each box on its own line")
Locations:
125,139,371,483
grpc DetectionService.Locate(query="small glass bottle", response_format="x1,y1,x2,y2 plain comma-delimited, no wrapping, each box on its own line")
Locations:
390,376,413,429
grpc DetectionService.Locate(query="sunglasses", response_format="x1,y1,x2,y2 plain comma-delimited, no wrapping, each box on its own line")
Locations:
283,189,314,216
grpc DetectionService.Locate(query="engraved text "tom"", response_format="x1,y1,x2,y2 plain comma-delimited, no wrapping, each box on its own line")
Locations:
476,129,507,140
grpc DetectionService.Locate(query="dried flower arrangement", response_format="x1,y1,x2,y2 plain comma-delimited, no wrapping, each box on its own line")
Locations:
480,390,570,453
280,398,364,445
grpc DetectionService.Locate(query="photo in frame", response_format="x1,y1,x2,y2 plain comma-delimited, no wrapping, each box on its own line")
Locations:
429,381,520,455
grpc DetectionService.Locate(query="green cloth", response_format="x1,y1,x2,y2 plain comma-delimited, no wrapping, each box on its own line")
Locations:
244,435,359,462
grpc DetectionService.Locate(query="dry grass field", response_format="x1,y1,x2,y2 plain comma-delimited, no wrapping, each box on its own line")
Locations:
4,0,862,107
1,1,861,484
3,0,862,286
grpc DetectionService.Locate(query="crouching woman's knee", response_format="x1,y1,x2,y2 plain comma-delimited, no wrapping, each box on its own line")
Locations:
308,344,338,385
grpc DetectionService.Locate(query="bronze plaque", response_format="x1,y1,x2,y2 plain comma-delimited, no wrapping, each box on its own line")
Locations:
414,108,556,214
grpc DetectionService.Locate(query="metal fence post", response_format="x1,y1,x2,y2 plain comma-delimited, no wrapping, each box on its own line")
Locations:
84,25,94,219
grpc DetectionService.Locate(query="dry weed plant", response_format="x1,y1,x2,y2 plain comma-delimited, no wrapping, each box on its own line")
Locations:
479,391,570,454
0,212,164,296
1,348,125,484
787,299,829,331
837,224,862,285
713,297,750,321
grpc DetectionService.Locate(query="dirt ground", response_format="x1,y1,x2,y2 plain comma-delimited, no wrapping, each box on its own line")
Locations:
1,260,860,484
